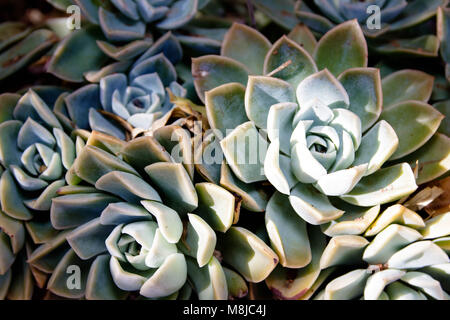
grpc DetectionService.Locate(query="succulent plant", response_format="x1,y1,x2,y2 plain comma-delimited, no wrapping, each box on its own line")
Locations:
191,21,450,298
251,0,446,57
317,205,450,300
0,88,86,299
52,35,190,140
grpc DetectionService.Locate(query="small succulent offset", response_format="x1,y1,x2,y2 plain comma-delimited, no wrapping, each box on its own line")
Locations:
0,89,83,299
318,205,450,300
252,0,446,57
54,35,187,140
191,21,450,298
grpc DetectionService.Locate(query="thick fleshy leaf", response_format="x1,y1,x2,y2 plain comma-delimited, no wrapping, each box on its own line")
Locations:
385,282,427,300
365,204,424,237
314,20,367,76
100,202,152,226
382,70,434,108
338,68,382,131
263,36,317,88
220,121,268,183
0,22,30,51
0,120,22,167
387,241,450,269
374,35,440,58
0,170,32,221
218,227,278,283
194,183,235,233
289,183,344,225
340,163,418,207
139,253,187,298
64,84,101,130
98,8,145,42
421,212,450,240
178,214,216,267
186,256,228,300
205,83,248,137
265,226,327,300
192,55,249,103
321,201,380,237
320,235,369,269
67,218,115,260
252,0,299,30
389,0,445,31
0,30,56,81
245,76,295,129
121,136,172,174
85,254,128,300
145,162,198,215
219,162,269,212
48,26,108,82
51,193,120,230
264,139,298,195
156,0,197,29
0,210,25,255
72,145,138,185
287,24,317,56
97,39,152,61
363,225,423,265
96,171,161,204
221,23,271,75
364,269,406,300
296,69,349,109
315,164,368,196
421,264,450,291
438,7,450,64
400,133,450,185
352,120,398,175
266,192,311,268
380,101,443,160
47,249,92,299
140,201,183,244
223,267,248,299
401,272,447,300
324,269,369,300
0,93,20,124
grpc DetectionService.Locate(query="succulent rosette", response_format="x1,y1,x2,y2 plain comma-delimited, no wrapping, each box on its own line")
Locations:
30,119,260,299
191,21,450,298
316,205,450,300
0,88,85,299
251,0,446,57
54,35,188,140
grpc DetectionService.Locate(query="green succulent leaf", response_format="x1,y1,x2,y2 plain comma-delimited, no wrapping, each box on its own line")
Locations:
223,267,248,299
218,227,278,283
245,76,295,129
0,93,20,124
365,204,425,237
265,192,311,268
186,256,228,300
0,29,56,81
192,55,249,103
340,163,418,207
289,183,344,225
194,183,235,233
381,70,434,108
380,101,443,160
265,226,327,300
320,235,369,269
145,162,198,216
387,241,450,269
263,36,317,88
314,20,368,77
205,83,248,138
287,24,317,56
400,133,450,185
48,26,109,82
221,23,271,75
338,68,382,131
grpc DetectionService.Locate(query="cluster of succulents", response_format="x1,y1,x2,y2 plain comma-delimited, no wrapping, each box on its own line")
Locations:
0,0,449,301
